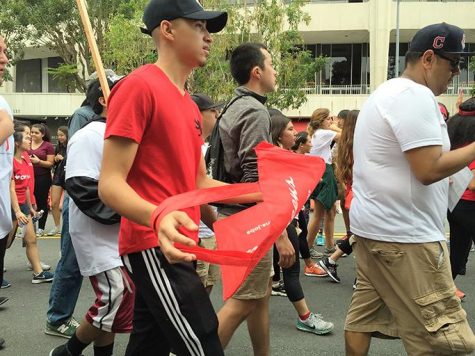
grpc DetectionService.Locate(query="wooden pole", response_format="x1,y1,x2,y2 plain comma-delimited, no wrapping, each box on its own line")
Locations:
76,0,110,102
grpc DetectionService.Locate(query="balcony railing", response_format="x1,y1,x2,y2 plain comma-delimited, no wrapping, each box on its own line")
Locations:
298,85,371,95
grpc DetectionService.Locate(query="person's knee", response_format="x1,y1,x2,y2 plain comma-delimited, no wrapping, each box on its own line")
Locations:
345,331,370,356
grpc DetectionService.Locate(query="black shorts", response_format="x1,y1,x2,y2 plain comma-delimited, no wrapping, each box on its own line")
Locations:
11,203,30,221
122,247,224,356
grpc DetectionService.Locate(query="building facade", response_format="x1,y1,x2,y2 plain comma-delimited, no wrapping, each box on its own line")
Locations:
1,0,474,129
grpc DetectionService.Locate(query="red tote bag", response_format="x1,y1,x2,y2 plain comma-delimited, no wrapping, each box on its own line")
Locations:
154,142,325,299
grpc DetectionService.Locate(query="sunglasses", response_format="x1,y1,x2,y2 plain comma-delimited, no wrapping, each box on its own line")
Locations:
435,52,462,71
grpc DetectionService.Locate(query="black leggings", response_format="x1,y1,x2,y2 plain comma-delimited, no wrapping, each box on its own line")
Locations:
34,173,51,229
273,224,304,303
0,235,8,283
447,199,475,279
297,211,311,260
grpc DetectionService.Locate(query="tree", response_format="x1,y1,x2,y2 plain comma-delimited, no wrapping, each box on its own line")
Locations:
1,0,324,110
188,0,326,110
0,0,147,91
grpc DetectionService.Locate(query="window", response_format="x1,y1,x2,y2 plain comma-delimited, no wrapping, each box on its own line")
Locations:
15,59,42,93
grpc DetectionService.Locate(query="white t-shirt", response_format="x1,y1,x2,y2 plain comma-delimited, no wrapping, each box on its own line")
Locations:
66,120,122,276
199,143,215,239
0,95,14,238
309,129,337,164
350,78,450,243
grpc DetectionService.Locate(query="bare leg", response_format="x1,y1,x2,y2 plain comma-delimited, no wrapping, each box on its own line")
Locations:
218,298,256,348
303,258,315,268
246,280,271,356
345,331,371,356
341,198,351,233
324,206,336,250
23,220,43,273
6,221,18,249
292,298,310,317
307,200,324,248
50,185,63,230
75,319,115,347
329,248,345,263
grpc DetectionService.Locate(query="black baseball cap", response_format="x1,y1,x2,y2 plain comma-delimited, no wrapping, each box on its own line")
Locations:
141,0,228,36
408,23,475,56
191,93,224,111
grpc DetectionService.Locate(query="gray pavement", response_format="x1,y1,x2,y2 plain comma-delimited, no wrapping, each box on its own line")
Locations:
0,213,473,356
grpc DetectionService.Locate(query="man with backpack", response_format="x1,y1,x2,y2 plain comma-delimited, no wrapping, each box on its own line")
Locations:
214,42,295,356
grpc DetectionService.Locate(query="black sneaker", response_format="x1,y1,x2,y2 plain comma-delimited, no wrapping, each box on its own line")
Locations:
271,280,287,297
318,258,340,283
0,337,5,349
49,344,81,356
32,271,54,284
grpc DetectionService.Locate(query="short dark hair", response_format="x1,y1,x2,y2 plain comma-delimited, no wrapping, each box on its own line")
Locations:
230,43,267,85
405,51,423,67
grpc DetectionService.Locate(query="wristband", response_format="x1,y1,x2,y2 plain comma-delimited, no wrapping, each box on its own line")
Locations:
150,205,164,233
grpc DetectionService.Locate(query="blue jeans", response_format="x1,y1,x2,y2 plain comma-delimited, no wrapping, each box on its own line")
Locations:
46,195,83,325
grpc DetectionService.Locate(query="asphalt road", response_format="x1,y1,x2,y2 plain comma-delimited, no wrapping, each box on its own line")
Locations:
0,214,473,356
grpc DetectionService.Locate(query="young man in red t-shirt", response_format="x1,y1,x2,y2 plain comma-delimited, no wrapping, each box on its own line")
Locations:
99,1,260,355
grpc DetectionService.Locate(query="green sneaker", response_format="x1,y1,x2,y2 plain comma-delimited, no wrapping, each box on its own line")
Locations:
44,318,79,339
296,313,334,335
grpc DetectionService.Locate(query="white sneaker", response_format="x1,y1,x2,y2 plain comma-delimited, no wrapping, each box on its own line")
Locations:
296,313,334,335
46,227,60,236
36,229,45,237
27,261,51,271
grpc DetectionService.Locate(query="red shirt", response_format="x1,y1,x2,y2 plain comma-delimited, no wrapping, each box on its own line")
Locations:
13,156,32,204
29,141,54,176
105,65,204,255
21,152,36,205
461,160,475,201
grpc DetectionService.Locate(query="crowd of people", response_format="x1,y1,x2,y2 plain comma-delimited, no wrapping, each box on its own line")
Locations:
1,0,475,355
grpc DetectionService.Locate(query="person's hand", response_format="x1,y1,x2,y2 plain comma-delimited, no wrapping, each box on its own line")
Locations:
156,211,198,264
30,207,37,217
15,211,29,225
275,230,295,268
54,154,63,162
30,154,40,164
456,89,464,111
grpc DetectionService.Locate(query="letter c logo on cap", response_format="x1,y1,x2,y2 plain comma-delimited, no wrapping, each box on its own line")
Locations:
433,36,445,49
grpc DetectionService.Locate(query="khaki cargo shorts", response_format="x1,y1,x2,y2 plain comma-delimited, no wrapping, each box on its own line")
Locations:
218,213,273,300
345,236,475,355
196,236,220,288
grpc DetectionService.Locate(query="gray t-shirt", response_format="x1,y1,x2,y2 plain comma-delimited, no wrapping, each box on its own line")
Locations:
0,95,14,238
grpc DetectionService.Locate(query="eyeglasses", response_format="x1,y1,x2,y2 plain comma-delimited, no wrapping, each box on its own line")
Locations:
435,52,462,72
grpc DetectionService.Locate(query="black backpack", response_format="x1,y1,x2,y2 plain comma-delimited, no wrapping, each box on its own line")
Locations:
205,94,249,182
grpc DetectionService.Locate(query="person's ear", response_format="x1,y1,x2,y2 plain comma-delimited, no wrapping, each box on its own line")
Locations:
421,50,435,69
251,66,261,80
160,20,175,42
99,97,107,108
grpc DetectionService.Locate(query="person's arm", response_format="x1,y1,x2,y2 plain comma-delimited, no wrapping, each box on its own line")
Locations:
0,110,13,145
30,153,54,169
275,229,295,268
99,136,198,263
10,180,28,225
329,125,342,141
404,142,475,185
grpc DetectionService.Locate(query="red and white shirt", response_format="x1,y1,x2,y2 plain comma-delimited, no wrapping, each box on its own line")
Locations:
13,156,31,205
105,65,204,255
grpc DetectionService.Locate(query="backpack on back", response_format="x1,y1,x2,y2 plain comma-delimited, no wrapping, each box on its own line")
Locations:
205,94,249,182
